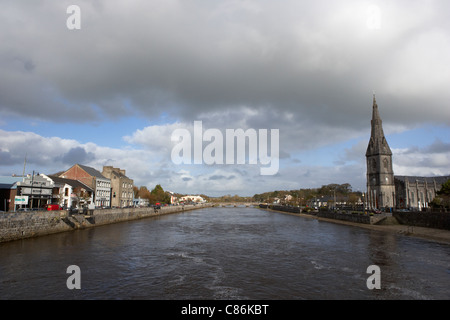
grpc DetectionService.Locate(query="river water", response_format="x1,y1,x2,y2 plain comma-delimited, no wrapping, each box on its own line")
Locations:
0,207,449,300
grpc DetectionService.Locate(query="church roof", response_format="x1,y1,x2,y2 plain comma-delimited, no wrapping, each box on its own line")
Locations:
394,175,450,185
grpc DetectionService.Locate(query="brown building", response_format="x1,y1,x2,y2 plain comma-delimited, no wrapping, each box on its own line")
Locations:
102,166,134,208
60,164,111,207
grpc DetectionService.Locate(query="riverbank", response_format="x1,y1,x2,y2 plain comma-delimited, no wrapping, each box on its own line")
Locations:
264,207,450,245
0,203,212,243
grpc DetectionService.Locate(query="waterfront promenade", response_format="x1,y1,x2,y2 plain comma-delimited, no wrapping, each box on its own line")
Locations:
264,206,450,245
0,203,212,243
2,202,450,245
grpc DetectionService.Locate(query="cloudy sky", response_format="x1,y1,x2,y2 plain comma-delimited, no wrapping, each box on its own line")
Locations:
1,0,449,197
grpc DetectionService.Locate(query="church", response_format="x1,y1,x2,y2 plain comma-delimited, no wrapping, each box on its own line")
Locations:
365,95,449,211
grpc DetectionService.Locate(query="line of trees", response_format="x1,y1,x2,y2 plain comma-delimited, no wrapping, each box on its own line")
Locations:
252,183,362,206
133,184,172,205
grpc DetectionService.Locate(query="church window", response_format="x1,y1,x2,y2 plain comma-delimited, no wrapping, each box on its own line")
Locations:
383,158,388,169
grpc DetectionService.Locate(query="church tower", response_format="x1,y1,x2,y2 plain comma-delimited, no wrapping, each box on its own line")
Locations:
366,95,395,209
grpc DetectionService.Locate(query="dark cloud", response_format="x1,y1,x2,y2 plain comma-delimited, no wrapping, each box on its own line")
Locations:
1,0,449,133
0,150,16,166
424,139,450,154
59,147,95,165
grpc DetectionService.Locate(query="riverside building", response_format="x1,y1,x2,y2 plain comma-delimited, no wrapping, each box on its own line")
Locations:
60,164,111,208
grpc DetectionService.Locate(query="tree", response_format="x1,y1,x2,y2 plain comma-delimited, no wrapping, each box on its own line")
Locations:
133,186,139,198
151,184,171,204
438,179,450,196
431,179,450,210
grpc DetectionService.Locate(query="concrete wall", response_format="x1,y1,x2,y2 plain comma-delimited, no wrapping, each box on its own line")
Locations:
0,204,211,243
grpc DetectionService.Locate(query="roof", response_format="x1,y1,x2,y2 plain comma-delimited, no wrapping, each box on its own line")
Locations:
48,175,93,191
0,176,24,189
77,164,108,179
394,175,450,185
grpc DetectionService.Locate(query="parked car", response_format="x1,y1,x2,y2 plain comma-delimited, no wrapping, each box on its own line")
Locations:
46,204,62,211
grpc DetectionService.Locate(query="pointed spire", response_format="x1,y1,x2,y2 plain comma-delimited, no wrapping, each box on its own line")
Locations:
366,94,392,156
372,92,381,123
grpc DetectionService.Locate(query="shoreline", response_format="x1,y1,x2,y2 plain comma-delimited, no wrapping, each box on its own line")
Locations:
0,203,212,243
264,208,450,245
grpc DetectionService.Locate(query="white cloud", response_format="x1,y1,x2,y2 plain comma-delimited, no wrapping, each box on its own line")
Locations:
392,144,450,177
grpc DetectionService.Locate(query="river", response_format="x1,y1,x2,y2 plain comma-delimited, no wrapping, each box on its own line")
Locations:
0,206,449,300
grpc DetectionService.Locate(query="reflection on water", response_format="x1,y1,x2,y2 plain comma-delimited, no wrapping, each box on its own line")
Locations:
0,207,449,299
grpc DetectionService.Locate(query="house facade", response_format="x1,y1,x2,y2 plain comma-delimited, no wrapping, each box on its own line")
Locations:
16,173,54,209
60,164,111,208
101,166,134,208
43,175,94,209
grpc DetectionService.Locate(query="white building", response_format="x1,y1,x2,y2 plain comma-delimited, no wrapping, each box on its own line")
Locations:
179,195,206,203
59,164,111,208
43,174,94,209
16,173,53,209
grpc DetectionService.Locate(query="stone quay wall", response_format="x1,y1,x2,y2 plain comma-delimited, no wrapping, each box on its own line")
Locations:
393,211,450,230
262,204,450,229
316,210,373,224
263,204,385,225
0,204,211,243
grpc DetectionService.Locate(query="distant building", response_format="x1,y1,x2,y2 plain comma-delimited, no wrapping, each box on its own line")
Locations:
167,191,177,204
102,166,134,208
133,197,149,207
60,164,111,207
0,176,23,211
309,195,361,209
179,195,206,203
365,95,450,210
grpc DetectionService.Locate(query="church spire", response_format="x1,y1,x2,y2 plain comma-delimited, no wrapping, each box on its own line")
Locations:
366,94,392,156
365,94,395,209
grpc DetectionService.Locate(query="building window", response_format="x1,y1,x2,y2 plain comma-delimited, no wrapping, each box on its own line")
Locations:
371,159,376,170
